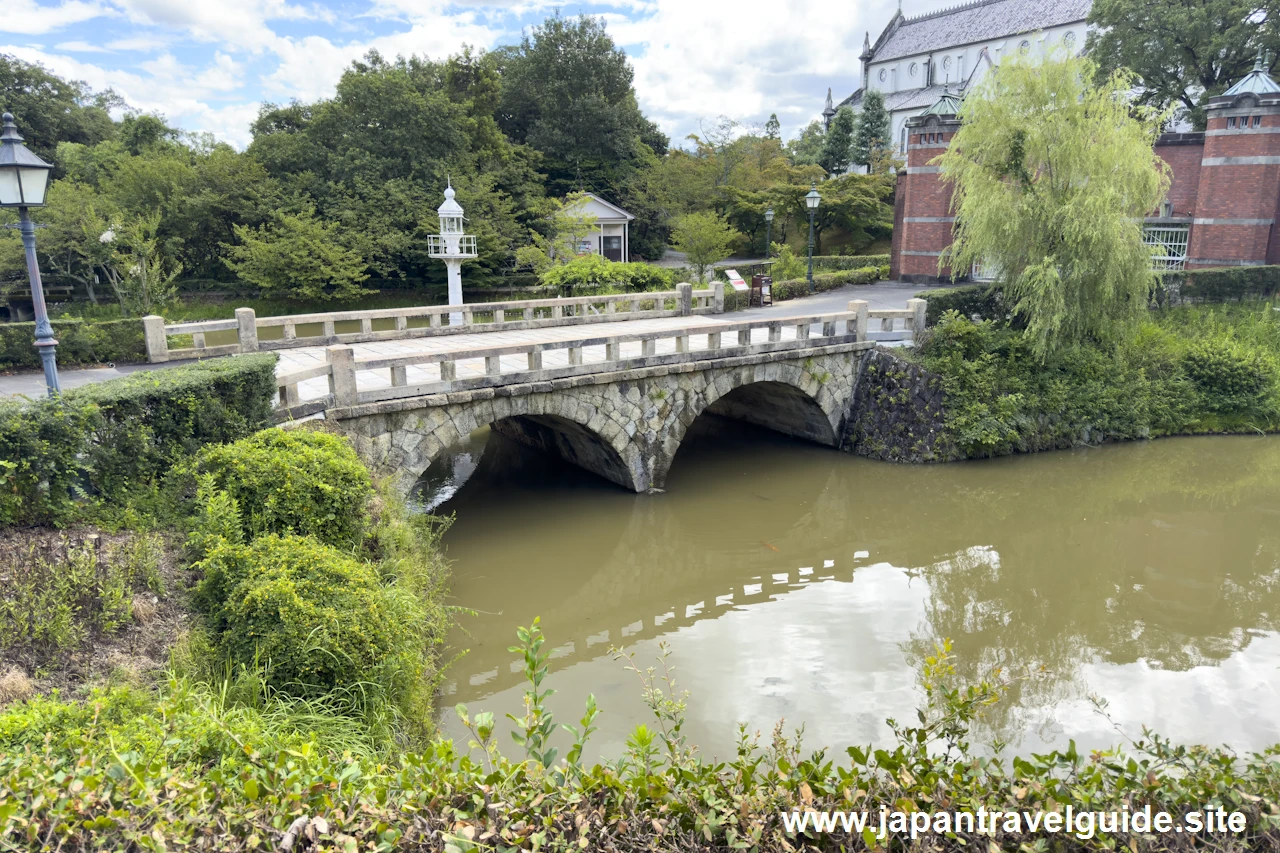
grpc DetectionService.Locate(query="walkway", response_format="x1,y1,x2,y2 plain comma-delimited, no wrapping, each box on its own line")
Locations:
0,282,943,401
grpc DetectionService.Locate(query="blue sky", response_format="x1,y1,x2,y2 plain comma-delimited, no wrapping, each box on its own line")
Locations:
1,0,930,150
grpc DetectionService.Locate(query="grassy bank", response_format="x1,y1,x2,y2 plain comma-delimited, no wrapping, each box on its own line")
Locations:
906,297,1280,458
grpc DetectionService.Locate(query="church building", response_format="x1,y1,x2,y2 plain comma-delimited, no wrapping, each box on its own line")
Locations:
827,0,1092,157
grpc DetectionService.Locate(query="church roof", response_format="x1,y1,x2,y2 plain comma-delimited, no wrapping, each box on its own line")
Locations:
873,0,1091,62
842,84,953,113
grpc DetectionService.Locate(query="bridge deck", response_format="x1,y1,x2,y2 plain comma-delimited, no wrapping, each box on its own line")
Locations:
277,313,889,403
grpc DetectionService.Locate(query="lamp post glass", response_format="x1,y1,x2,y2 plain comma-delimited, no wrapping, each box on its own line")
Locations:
805,184,821,293
763,207,774,259
0,112,58,395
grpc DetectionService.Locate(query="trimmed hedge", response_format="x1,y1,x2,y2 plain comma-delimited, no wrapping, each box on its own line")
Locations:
772,266,881,302
915,284,1008,325
0,354,278,526
812,253,890,271
1170,265,1280,304
0,318,146,371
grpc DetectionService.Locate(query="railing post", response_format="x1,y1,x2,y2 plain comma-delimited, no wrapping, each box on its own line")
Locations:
142,315,168,363
326,345,357,406
677,282,693,316
848,300,869,341
235,307,258,353
908,298,928,337
713,283,725,314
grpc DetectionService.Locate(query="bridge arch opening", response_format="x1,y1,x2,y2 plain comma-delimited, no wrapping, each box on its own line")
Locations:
487,414,640,492
700,380,839,446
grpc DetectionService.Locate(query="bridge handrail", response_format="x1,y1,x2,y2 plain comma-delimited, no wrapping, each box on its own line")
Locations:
273,299,935,414
143,283,721,363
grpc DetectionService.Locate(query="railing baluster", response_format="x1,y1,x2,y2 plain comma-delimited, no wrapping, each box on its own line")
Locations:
527,351,542,370
641,339,656,357
796,322,810,341
284,322,297,341
395,316,407,332
738,329,751,346
768,322,781,343
391,365,407,386
495,309,505,324
707,331,721,351
361,318,373,335
676,334,689,353
430,313,441,329
323,320,336,338
440,360,456,381
524,307,534,321
486,355,502,375
569,346,583,365
606,339,620,361
193,331,206,350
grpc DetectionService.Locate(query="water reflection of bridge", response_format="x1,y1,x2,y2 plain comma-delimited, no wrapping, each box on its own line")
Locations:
442,429,1280,705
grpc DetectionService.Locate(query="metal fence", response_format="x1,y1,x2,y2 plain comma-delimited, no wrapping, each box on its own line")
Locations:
1143,225,1190,271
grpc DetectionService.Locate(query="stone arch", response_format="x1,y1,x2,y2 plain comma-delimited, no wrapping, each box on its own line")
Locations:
653,361,846,488
365,389,647,496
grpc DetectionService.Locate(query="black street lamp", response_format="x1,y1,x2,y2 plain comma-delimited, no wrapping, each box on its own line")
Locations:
763,206,774,259
804,184,821,294
0,113,57,395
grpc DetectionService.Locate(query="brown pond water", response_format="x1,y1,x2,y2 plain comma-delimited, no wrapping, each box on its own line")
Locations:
421,420,1280,762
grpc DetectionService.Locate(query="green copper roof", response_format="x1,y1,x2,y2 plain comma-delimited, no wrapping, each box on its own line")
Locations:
1224,51,1280,97
921,87,962,117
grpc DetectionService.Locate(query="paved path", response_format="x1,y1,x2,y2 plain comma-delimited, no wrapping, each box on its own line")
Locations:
0,282,946,401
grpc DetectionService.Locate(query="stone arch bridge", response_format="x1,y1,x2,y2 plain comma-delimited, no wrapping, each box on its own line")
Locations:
269,297,936,493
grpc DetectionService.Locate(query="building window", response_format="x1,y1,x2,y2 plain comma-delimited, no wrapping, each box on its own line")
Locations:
879,68,887,82
1019,39,1031,54
1228,117,1237,128
943,55,952,71
900,127,907,152
1161,201,1173,218
909,62,918,77
1254,115,1263,127
1144,225,1190,271
1063,31,1076,48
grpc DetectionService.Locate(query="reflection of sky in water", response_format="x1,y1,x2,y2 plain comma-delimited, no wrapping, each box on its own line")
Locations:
442,562,1280,762
431,425,1280,763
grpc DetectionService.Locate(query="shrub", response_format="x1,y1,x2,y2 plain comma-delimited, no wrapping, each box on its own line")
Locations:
812,253,890,271
1173,265,1280,304
195,428,372,550
195,534,409,694
0,354,277,527
771,266,880,301
0,318,146,370
916,284,1008,325
1182,339,1278,416
540,256,674,292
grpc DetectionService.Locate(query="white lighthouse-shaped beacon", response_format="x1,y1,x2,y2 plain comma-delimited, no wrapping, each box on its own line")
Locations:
427,181,477,326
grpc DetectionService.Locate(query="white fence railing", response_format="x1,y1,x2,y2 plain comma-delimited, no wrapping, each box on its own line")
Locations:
274,299,929,416
143,284,720,363
1144,225,1190,271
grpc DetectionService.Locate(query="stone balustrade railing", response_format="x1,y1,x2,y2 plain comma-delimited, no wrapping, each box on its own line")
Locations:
275,298,926,415
142,283,721,363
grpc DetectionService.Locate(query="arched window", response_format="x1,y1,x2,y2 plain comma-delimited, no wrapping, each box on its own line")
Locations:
900,126,907,153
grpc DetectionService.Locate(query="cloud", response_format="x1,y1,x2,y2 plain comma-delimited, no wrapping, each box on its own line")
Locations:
266,12,497,102
0,0,107,35
110,0,314,52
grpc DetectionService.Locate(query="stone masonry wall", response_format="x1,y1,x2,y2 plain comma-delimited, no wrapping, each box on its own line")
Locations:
330,348,863,494
842,348,957,463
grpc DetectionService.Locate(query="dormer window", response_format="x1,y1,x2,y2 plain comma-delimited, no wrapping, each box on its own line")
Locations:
1254,115,1263,127
1228,117,1238,128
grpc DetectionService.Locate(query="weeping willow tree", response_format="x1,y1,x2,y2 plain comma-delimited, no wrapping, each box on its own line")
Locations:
937,50,1171,358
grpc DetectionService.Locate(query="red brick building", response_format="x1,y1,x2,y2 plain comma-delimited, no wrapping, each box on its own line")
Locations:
891,58,1280,282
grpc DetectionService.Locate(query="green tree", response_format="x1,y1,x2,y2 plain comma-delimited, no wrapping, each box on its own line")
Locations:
1087,0,1280,130
936,51,1171,358
0,54,117,166
786,120,825,166
820,107,856,174
224,208,371,302
852,89,890,171
497,13,661,196
764,113,781,139
99,211,181,315
671,212,740,283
